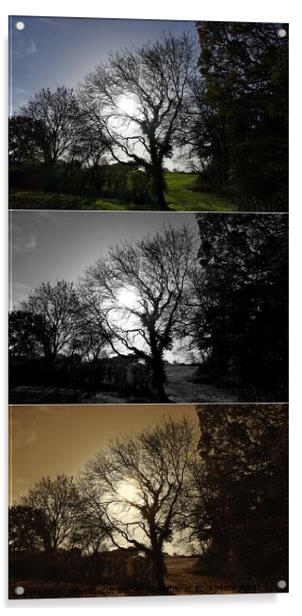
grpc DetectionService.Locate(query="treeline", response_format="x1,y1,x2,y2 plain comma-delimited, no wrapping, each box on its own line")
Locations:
188,22,288,210
9,23,288,210
9,217,288,402
194,405,288,587
9,407,288,595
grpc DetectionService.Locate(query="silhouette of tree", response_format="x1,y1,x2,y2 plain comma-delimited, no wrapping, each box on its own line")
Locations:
9,115,46,165
19,280,82,362
82,33,194,208
188,21,288,208
191,213,288,399
9,505,48,552
189,404,288,584
69,496,112,555
82,416,196,592
19,475,80,553
20,86,79,165
9,310,45,359
82,225,195,400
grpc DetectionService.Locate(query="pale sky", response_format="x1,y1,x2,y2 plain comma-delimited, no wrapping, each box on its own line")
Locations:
10,211,199,306
9,16,198,113
9,404,199,502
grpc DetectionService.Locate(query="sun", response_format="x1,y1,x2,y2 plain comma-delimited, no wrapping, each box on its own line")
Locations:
118,479,138,503
118,287,138,309
117,94,138,117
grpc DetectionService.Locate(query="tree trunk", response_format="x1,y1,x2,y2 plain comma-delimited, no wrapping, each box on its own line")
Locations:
150,548,168,594
151,165,168,210
150,357,168,402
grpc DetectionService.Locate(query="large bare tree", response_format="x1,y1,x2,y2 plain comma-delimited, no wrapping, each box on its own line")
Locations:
82,33,194,208
82,225,196,401
81,416,197,592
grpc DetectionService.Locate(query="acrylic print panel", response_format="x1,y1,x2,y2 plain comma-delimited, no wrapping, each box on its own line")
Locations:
9,403,288,599
9,16,288,212
9,211,288,405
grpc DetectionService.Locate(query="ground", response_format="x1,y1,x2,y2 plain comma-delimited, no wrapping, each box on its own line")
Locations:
9,556,261,599
9,365,238,405
9,173,236,211
165,365,238,403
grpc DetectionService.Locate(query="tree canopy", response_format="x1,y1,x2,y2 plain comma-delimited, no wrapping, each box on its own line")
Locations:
191,213,288,399
189,21,288,208
82,224,196,399
81,33,195,208
192,404,288,584
81,415,197,591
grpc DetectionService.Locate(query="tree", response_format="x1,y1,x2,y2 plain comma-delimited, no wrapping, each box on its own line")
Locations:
191,404,288,584
20,86,79,165
69,496,112,556
19,475,80,553
19,280,81,362
9,505,48,552
9,310,45,359
9,115,46,165
82,416,196,592
191,214,288,399
190,21,288,208
82,33,194,208
82,225,195,400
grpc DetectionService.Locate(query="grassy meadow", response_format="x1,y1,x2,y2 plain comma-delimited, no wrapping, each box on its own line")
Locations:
9,172,236,211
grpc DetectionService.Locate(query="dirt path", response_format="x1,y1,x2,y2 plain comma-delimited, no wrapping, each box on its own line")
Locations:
165,557,240,594
165,365,238,403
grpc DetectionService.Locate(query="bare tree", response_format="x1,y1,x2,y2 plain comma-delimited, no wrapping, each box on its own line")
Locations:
82,33,194,208
82,416,197,592
20,280,81,361
70,493,112,556
82,225,196,401
20,86,79,165
19,475,80,553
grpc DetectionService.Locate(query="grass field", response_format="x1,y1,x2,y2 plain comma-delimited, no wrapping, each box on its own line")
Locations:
9,173,237,211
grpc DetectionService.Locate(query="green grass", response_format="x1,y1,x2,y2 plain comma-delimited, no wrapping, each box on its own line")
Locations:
9,173,237,211
165,173,236,211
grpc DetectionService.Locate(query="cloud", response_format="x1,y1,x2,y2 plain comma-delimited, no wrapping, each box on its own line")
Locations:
13,86,30,96
12,225,37,254
10,281,31,307
11,86,31,113
11,413,37,448
14,39,37,59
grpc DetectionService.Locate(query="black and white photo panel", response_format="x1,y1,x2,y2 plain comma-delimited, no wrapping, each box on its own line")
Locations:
9,211,288,406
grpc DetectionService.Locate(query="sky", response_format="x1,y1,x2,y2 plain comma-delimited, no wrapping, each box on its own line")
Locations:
10,211,199,306
9,404,199,502
9,16,198,114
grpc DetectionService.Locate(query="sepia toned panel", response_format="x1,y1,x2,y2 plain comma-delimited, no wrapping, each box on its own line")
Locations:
9,403,288,598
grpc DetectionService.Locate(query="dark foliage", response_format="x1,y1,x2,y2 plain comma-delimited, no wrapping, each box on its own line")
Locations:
193,214,288,400
194,404,288,587
191,22,288,210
